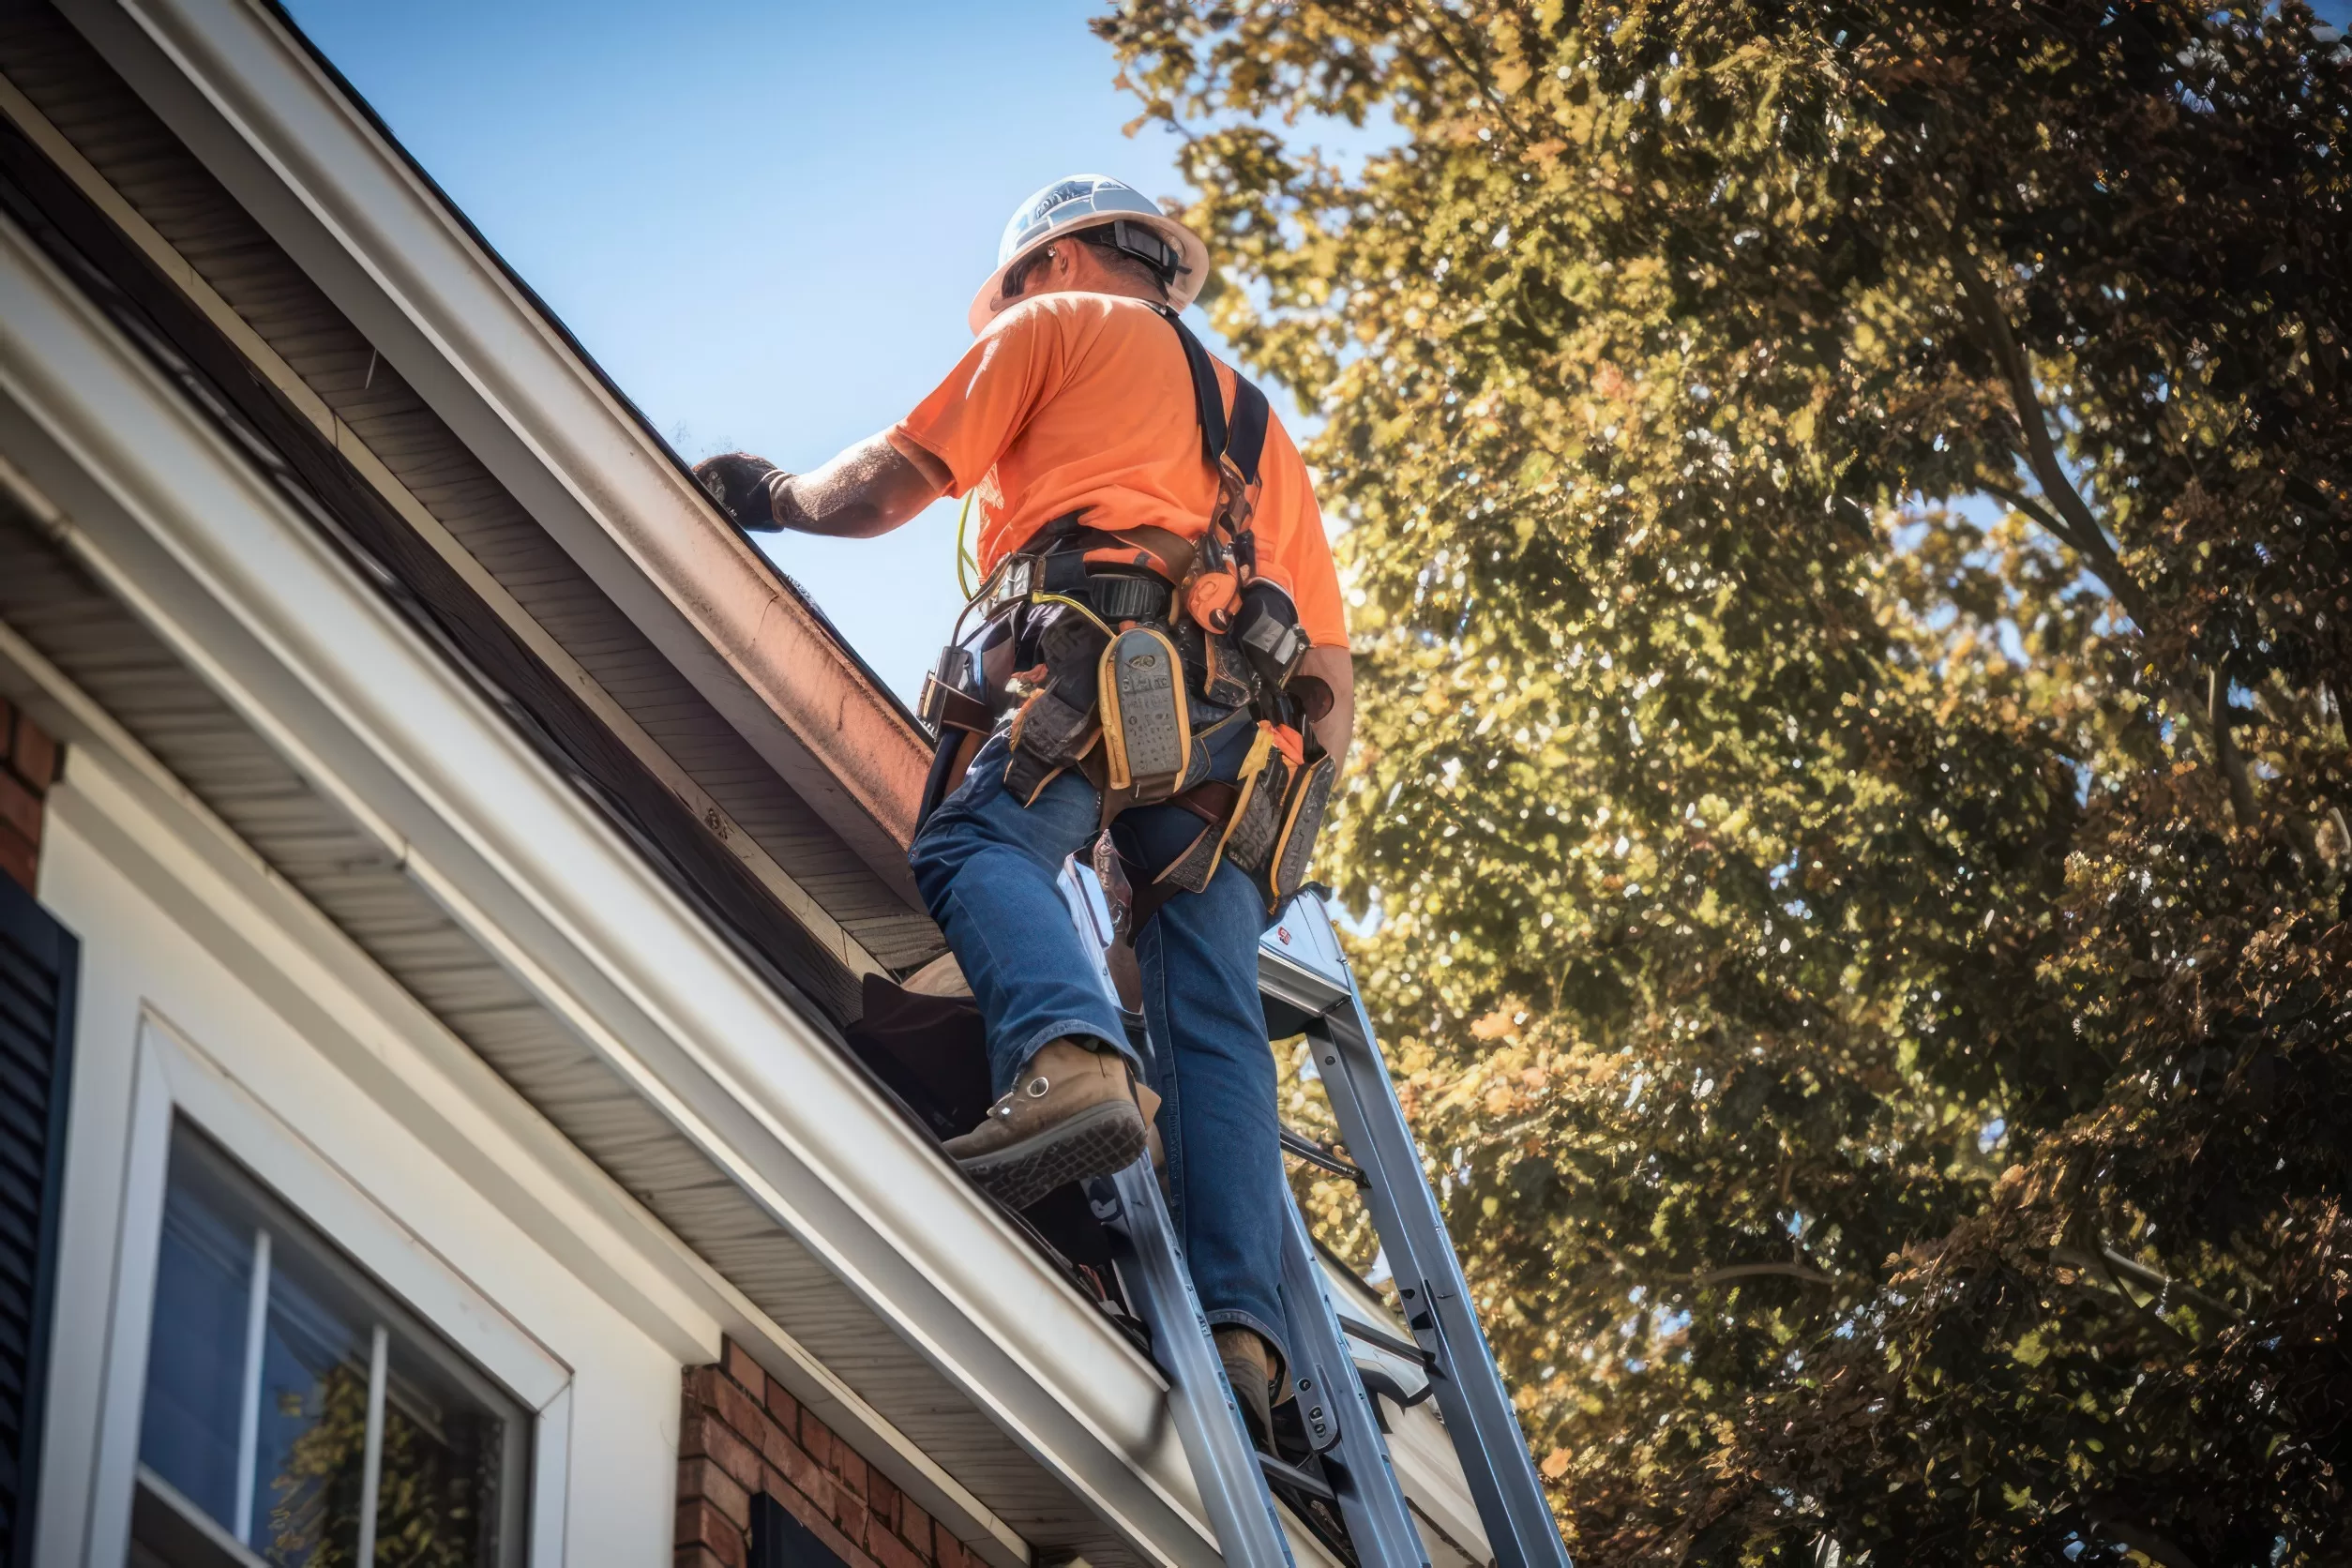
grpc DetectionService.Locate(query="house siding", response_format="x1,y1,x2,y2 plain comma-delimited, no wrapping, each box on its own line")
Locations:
680,1340,979,1568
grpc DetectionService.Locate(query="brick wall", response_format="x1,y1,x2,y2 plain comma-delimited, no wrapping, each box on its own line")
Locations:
0,697,57,895
679,1338,985,1568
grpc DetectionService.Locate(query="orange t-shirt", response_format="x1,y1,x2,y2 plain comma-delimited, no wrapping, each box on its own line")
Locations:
889,292,1348,648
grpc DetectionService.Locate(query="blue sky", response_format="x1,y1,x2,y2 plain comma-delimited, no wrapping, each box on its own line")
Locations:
280,0,1259,701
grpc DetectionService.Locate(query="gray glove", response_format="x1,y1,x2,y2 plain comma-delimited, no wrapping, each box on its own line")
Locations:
694,452,785,532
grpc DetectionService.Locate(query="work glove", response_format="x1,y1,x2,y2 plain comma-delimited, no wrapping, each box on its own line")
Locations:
694,452,785,532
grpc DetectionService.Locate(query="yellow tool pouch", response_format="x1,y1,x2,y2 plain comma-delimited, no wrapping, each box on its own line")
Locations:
1223,747,1337,914
1263,751,1337,910
1097,626,1189,803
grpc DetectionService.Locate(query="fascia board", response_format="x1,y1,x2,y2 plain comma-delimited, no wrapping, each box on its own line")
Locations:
55,0,931,898
0,211,1225,1568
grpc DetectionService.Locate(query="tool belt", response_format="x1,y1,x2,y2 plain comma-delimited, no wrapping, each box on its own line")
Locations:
916,309,1335,921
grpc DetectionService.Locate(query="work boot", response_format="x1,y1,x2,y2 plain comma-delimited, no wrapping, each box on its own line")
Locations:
1215,1326,1279,1450
943,1039,1147,1211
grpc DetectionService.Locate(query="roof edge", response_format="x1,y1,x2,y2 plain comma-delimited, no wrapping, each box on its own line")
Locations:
68,0,934,883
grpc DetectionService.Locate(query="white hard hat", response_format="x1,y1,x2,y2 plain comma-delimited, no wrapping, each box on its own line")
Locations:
968,174,1212,334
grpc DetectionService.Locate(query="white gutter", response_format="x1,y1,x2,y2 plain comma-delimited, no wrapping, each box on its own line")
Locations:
57,0,931,896
0,208,1229,1568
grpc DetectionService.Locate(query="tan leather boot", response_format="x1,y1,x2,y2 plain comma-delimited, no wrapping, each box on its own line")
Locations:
1136,1080,1165,1172
1214,1326,1277,1448
942,1039,1147,1210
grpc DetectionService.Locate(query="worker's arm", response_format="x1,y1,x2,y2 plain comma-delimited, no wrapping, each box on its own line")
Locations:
695,433,948,538
1301,644,1353,771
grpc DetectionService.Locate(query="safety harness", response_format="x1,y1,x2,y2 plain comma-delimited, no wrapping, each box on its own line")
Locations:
917,306,1337,925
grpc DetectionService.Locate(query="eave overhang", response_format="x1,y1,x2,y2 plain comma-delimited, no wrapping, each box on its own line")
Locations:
56,0,932,897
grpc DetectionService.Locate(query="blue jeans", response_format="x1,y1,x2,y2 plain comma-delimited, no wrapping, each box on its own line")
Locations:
910,728,1290,1371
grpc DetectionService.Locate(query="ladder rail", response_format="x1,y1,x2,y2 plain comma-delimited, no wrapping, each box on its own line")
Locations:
1093,1160,1299,1568
1052,863,1572,1568
1275,1186,1430,1568
1058,860,1301,1568
1281,900,1573,1568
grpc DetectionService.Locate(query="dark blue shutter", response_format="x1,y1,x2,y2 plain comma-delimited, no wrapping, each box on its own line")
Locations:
750,1493,851,1568
0,876,75,1568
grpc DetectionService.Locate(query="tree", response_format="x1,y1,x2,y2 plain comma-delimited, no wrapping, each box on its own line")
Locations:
1099,2,2352,1561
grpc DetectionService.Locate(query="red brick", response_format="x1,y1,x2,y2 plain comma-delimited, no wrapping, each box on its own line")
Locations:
935,1534,969,1568
799,1413,834,1470
9,716,54,794
897,1497,935,1560
708,1374,776,1451
0,773,39,846
678,1457,751,1529
0,822,34,897
834,1445,868,1500
867,1473,900,1538
721,1339,768,1402
763,1377,800,1431
868,1523,929,1568
676,1500,746,1568
831,1490,871,1551
682,1408,765,1495
677,1548,732,1568
685,1365,726,1411
767,1431,831,1509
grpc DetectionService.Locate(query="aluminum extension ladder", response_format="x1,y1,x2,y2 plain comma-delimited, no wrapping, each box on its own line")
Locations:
1053,867,1574,1568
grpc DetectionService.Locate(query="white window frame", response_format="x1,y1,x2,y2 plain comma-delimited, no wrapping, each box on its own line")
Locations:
83,1012,573,1568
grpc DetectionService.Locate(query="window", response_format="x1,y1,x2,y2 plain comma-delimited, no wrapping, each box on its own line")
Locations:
130,1124,529,1567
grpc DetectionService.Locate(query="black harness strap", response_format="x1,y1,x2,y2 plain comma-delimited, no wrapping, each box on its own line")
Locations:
1154,304,1271,485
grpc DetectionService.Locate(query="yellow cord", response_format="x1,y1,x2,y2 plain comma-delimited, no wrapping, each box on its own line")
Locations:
1027,592,1115,637
955,490,980,600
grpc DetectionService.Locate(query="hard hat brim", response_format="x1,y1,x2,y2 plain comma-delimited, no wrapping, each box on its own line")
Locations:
967,209,1212,334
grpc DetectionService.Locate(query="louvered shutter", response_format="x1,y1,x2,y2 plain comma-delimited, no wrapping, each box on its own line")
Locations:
0,877,75,1568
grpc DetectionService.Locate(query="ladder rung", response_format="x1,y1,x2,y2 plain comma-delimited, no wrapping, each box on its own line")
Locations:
1278,1123,1368,1185
1258,1450,1337,1504
1340,1317,1430,1367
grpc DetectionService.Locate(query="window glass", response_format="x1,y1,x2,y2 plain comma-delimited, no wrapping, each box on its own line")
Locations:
135,1124,530,1567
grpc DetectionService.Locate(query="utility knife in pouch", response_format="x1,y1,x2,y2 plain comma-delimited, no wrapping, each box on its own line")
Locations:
1098,626,1189,802
1256,751,1337,912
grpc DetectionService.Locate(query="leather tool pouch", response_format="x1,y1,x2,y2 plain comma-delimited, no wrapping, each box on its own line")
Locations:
1262,750,1337,911
1223,748,1337,913
1151,779,1240,896
1175,618,1256,710
1097,626,1189,802
1003,605,1108,804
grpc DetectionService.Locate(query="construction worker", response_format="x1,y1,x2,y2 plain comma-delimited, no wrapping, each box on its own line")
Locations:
693,175,1352,1444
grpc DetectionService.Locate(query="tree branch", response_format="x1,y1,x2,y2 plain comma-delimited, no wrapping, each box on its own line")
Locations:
1691,1262,1834,1288
2051,1244,2241,1322
1973,476,2092,557
2206,667,2263,838
1952,242,2271,833
1949,244,2155,632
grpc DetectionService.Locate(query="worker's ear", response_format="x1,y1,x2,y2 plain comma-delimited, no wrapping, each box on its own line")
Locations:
1044,240,1087,287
